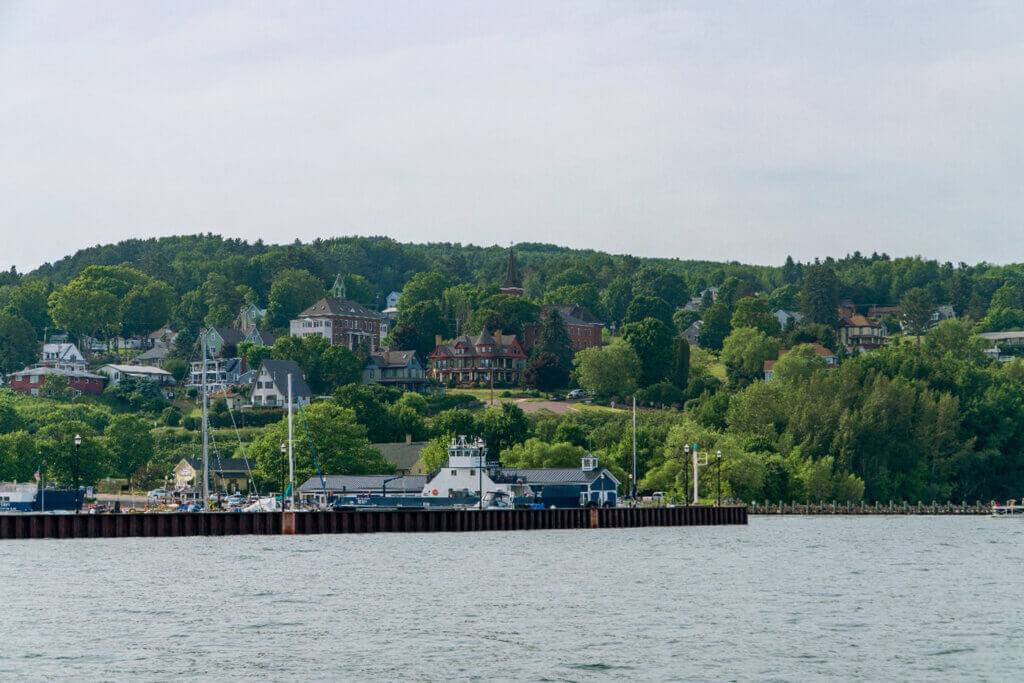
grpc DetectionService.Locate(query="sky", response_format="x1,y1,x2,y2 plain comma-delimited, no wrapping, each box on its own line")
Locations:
2,1,1024,272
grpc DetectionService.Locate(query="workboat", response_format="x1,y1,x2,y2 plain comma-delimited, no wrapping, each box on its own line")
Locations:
991,500,1024,518
0,483,82,512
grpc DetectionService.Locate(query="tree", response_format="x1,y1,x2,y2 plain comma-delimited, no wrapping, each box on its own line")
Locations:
399,271,448,310
250,403,392,487
721,327,781,388
524,352,569,391
476,402,530,454
334,384,397,442
601,277,633,323
769,344,827,383
900,287,935,346
731,297,781,336
768,284,801,313
500,438,586,468
622,317,674,387
0,313,37,374
318,345,363,392
624,295,673,328
671,337,690,390
573,341,641,398
395,300,448,359
37,422,111,486
419,433,454,473
120,281,175,336
0,431,37,482
699,302,733,351
801,263,839,327
673,309,700,336
105,415,154,480
266,269,324,328
532,308,574,369
48,281,119,343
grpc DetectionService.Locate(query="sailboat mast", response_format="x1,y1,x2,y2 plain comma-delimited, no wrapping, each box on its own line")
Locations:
202,333,210,510
632,397,637,501
288,373,294,510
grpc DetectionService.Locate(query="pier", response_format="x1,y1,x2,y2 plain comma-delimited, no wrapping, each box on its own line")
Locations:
0,505,746,540
749,501,991,515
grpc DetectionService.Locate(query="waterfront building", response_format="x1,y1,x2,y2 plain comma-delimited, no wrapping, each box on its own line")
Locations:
428,329,527,387
297,474,428,505
173,457,252,492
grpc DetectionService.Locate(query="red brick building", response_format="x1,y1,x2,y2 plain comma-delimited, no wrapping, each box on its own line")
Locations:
428,329,527,386
290,297,384,352
523,305,603,353
7,367,106,396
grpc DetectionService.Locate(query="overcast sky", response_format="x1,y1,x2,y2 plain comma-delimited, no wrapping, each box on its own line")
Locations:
2,1,1023,272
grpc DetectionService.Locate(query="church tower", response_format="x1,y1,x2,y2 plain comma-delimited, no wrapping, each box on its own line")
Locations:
500,246,524,297
331,273,347,300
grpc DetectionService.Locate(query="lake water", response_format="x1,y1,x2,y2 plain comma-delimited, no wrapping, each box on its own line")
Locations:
1,516,1022,680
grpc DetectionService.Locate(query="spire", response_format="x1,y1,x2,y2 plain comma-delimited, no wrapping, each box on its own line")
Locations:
331,273,346,299
500,245,524,296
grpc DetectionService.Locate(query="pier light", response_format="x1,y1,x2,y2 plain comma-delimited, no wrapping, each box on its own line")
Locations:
73,433,82,514
280,443,287,504
716,450,722,507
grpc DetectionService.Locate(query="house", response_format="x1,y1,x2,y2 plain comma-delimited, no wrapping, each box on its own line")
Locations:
250,359,311,408
173,457,253,493
39,343,87,370
682,297,703,312
867,305,900,319
681,320,702,346
96,364,175,386
428,329,527,387
187,357,245,390
297,474,428,504
236,303,267,334
244,328,276,347
199,327,246,357
136,345,171,368
372,437,429,474
147,326,178,349
931,305,956,328
290,297,384,352
499,246,524,296
522,304,603,353
979,330,1024,346
773,309,803,330
764,343,838,381
386,291,401,309
7,366,105,396
838,312,887,353
208,389,246,412
362,350,429,392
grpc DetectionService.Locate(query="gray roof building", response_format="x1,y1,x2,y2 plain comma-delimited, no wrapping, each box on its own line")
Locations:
298,474,428,495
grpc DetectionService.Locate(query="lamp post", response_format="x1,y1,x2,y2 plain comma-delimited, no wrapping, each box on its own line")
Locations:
716,450,722,507
73,433,82,514
683,444,690,504
279,442,286,510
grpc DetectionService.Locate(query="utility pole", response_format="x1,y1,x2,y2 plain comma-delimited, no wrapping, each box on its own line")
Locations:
631,397,637,502
201,333,209,511
288,373,294,511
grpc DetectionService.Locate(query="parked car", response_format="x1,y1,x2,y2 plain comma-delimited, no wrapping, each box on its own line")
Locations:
567,389,586,399
225,493,245,507
148,489,168,500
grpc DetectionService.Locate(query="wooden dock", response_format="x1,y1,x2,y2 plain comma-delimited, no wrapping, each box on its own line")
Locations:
0,505,746,540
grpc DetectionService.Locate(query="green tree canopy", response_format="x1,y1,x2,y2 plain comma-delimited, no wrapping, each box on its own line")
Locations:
721,327,781,388
0,313,37,374
731,297,781,337
801,263,839,327
266,268,325,328
573,341,640,398
622,317,674,387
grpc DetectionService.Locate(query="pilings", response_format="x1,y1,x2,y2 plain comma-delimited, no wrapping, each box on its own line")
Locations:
0,505,746,540
748,501,990,515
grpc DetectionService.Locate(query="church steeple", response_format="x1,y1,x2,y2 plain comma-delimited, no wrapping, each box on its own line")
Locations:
331,273,347,299
500,246,524,296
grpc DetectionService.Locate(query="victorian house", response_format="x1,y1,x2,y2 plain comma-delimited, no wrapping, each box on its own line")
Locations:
428,329,527,387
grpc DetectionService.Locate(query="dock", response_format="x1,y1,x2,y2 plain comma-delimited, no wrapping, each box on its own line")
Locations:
0,505,746,540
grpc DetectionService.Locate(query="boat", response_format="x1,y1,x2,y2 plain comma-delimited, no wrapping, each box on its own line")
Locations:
0,483,82,512
991,500,1024,517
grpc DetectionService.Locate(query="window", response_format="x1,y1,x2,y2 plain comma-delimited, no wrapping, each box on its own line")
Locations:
450,469,458,476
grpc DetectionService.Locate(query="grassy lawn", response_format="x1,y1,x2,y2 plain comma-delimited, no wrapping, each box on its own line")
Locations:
707,360,727,381
445,388,529,403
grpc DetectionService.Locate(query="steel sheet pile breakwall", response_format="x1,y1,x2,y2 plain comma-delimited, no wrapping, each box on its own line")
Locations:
0,505,746,540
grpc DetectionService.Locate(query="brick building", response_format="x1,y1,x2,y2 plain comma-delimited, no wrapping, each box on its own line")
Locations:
522,304,603,353
290,297,384,352
8,366,106,396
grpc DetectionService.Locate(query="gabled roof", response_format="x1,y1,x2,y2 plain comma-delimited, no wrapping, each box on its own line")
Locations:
372,441,428,471
148,326,177,340
99,364,173,375
258,359,312,397
10,366,103,380
185,458,253,474
41,343,84,361
209,327,246,345
840,313,880,328
503,467,619,486
430,332,525,359
297,297,382,319
246,329,276,346
366,350,420,369
137,346,171,361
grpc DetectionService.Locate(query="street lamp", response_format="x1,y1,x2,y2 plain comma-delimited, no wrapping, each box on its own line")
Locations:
716,450,722,507
683,444,690,504
73,433,82,514
280,442,287,510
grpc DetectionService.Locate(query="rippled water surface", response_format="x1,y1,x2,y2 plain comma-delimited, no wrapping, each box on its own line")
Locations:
2,516,1023,680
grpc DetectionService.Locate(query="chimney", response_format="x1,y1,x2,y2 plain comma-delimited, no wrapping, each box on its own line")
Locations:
405,433,413,445
435,334,442,347
495,329,503,342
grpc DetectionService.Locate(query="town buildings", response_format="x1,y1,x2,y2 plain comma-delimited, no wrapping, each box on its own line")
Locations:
522,305,603,353
96,364,175,386
250,359,311,408
187,357,245,390
429,329,527,386
199,327,246,357
7,366,105,396
362,350,429,392
838,311,887,353
290,297,383,352
39,343,87,370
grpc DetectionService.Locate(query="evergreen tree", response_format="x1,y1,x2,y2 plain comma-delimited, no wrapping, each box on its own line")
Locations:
899,287,935,346
671,337,690,390
533,308,574,370
800,264,839,327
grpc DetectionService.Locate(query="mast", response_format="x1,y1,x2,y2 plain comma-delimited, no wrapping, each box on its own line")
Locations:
202,333,210,510
632,397,637,502
288,373,294,510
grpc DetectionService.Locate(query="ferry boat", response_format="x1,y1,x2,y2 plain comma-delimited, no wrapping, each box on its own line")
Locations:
0,483,82,512
991,500,1024,518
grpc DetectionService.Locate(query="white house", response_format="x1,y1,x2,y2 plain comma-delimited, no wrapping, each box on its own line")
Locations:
250,359,311,408
386,291,401,309
773,309,803,330
39,343,87,370
96,364,175,386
